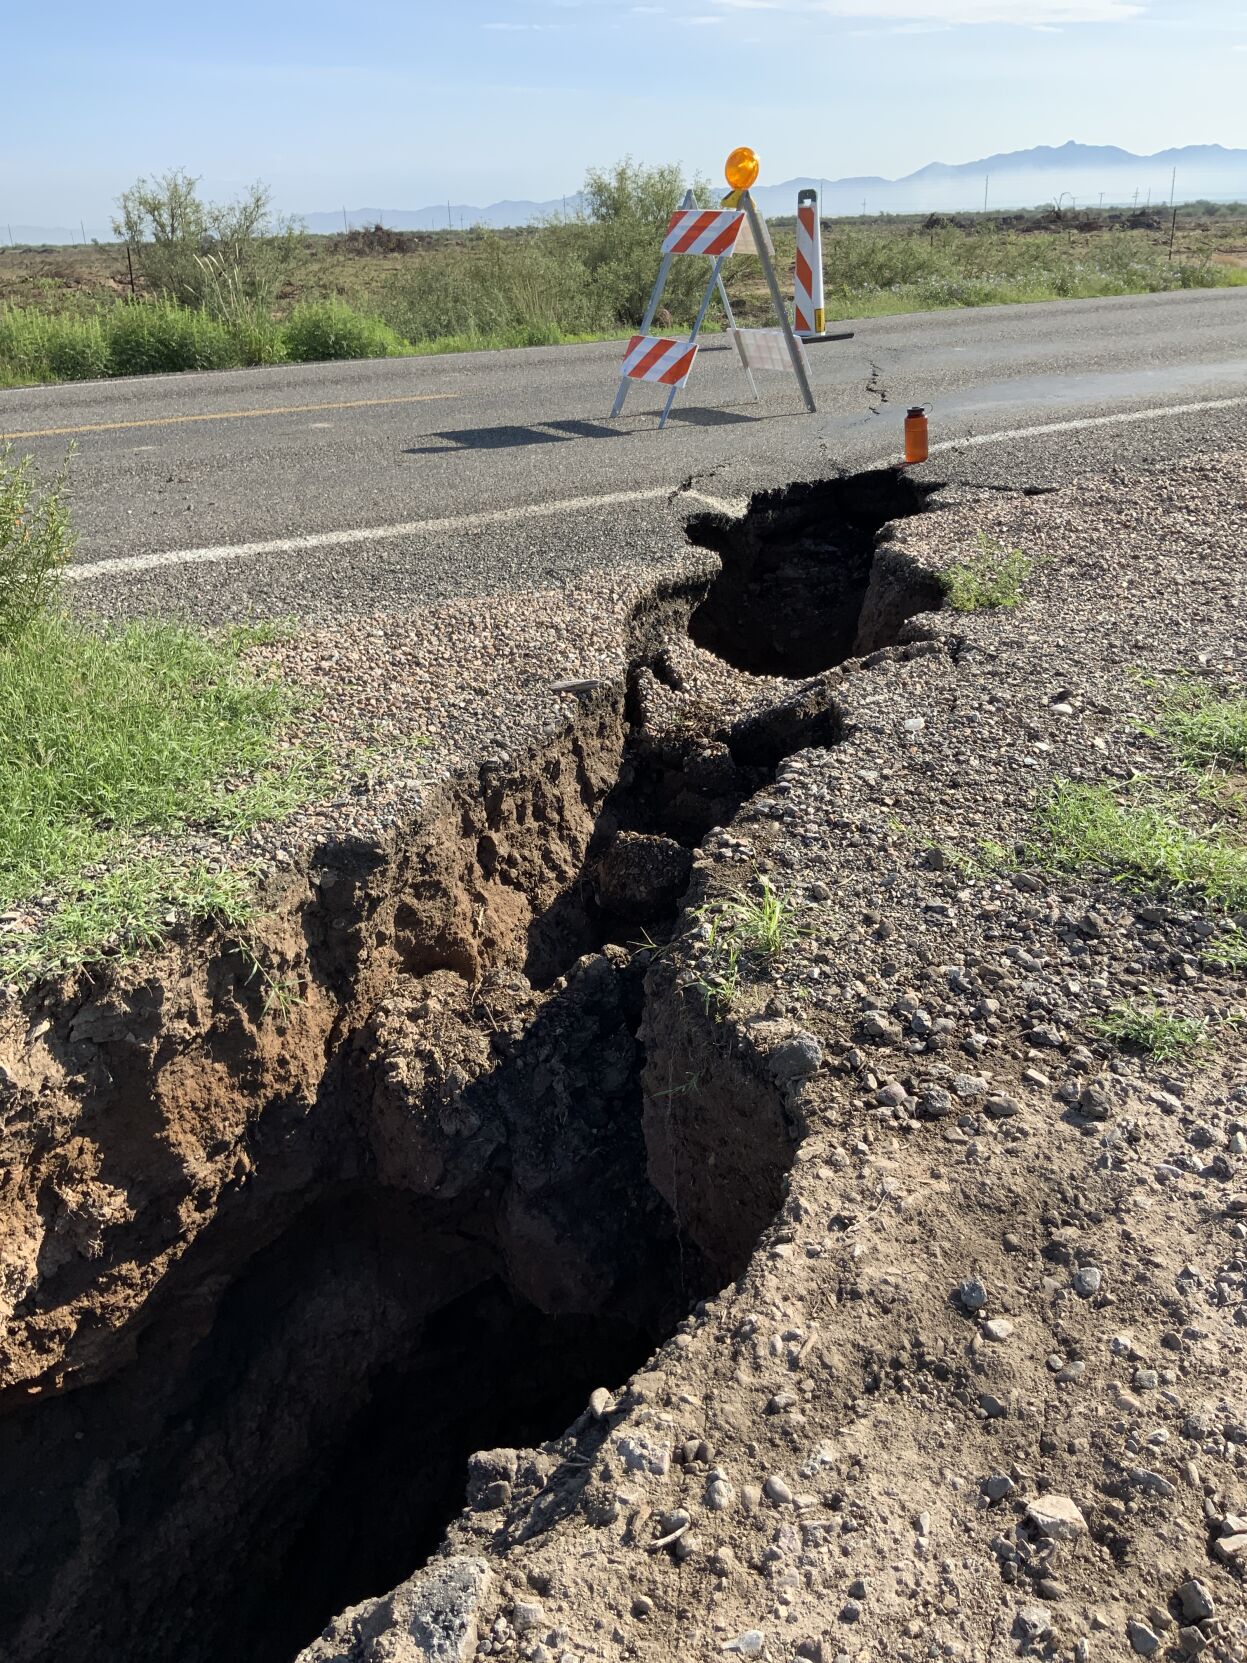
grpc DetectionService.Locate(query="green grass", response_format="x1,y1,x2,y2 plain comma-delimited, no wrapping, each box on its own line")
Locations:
689,876,803,1015
1161,683,1247,769
1203,930,1247,973
0,297,408,386
940,531,1033,612
1032,781,1247,912
281,300,407,362
0,859,255,986
1091,1000,1208,1062
0,608,324,983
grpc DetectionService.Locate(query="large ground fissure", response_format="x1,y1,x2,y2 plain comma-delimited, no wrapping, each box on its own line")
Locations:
0,468,934,1663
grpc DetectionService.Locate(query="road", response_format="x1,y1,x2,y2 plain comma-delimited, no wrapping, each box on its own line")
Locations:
2,287,1246,624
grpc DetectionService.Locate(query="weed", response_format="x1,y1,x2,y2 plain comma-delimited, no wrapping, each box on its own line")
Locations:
282,301,407,362
940,531,1033,612
1091,1001,1208,1062
1203,930,1247,972
1032,781,1247,911
0,443,74,641
688,876,803,1015
1161,682,1247,769
230,935,303,1018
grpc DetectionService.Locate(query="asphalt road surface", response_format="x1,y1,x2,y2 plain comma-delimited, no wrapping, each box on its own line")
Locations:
2,287,1245,625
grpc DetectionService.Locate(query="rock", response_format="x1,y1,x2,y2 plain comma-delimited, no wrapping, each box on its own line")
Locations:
959,1277,989,1312
593,832,692,922
920,1087,956,1119
839,1601,862,1623
512,1601,544,1635
722,1631,766,1656
1214,1532,1247,1564
1073,1266,1102,1297
1078,1081,1113,1120
862,1010,903,1044
1013,1606,1052,1645
1025,1495,1088,1542
588,1387,614,1420
614,1432,670,1477
632,1596,653,1619
706,1476,735,1511
983,1473,1016,1501
1134,1368,1159,1392
465,1448,518,1511
767,1031,823,1082
983,1318,1014,1342
1178,1579,1214,1622
1127,1619,1161,1655
985,1093,1020,1119
764,1474,793,1505
877,1081,909,1108
1178,1627,1209,1656
1128,1467,1175,1499
296,1556,491,1663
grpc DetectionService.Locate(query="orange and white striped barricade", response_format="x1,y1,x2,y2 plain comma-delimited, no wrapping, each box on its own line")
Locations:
794,187,825,337
619,334,699,389
611,187,815,428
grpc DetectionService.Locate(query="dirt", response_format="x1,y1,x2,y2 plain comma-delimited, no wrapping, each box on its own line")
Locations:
2,456,1246,1663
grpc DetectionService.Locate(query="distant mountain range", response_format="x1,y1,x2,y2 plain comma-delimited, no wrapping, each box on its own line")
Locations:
9,142,1245,245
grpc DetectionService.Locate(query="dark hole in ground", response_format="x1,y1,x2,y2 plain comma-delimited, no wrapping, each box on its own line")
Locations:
0,1188,665,1663
1,473,877,1663
687,466,941,677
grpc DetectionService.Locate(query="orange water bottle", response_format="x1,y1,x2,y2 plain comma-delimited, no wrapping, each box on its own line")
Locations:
904,406,929,465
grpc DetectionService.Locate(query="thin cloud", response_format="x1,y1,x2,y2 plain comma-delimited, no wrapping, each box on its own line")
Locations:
712,0,1144,23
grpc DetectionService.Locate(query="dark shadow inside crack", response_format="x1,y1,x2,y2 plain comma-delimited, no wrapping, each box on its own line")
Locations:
686,466,942,677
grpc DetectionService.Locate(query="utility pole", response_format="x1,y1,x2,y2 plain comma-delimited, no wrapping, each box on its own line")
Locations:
1133,187,1139,210
80,218,87,244
861,197,866,217
342,206,349,233
983,174,989,213
1098,191,1104,209
1169,166,1176,208
6,224,13,246
447,200,452,230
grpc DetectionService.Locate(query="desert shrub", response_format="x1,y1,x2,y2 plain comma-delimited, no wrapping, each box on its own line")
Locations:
104,301,236,375
113,169,303,319
282,301,406,361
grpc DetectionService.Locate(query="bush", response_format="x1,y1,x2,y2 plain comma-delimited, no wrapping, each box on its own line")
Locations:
282,301,406,361
105,301,236,375
0,444,74,643
0,308,109,384
113,169,303,320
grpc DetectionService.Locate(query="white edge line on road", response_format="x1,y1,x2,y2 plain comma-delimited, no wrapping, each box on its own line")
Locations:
66,394,1247,584
927,394,1247,454
65,488,671,583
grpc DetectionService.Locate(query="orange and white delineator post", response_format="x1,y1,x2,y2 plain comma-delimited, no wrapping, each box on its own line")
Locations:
612,169,817,429
794,187,825,337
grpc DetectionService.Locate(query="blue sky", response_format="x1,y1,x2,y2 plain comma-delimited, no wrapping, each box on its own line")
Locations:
5,0,1246,225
